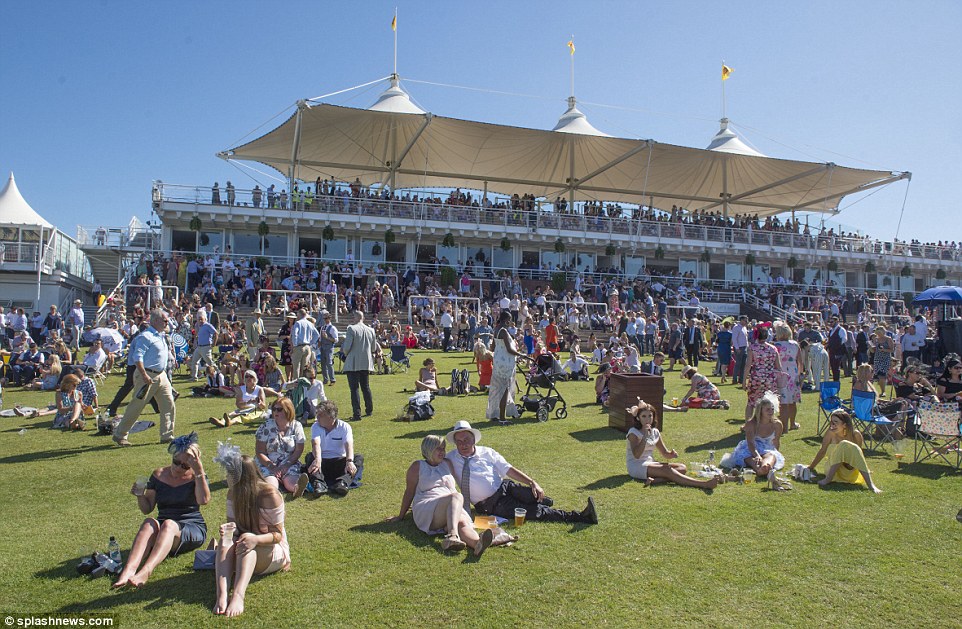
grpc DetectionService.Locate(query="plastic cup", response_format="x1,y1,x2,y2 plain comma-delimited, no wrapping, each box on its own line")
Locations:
133,476,149,496
514,508,527,527
742,469,755,485
221,522,236,541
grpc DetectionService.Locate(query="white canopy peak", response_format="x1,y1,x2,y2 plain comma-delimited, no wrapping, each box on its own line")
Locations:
706,117,765,157
368,74,426,115
552,96,610,137
0,172,53,228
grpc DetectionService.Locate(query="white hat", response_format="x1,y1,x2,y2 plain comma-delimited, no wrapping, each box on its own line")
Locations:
445,420,481,446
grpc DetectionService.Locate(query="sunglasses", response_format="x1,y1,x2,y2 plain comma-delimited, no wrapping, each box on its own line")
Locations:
172,458,190,470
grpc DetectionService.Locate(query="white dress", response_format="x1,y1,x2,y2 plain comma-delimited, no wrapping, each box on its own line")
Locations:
485,331,517,420
626,427,660,480
411,460,461,534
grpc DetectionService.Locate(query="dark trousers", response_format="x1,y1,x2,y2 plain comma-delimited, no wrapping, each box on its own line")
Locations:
732,347,746,384
442,327,452,351
108,365,159,416
685,344,700,367
303,453,364,491
829,351,844,382
345,370,373,419
474,480,586,523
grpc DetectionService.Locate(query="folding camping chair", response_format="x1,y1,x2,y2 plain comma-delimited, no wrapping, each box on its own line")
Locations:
913,400,961,470
817,381,847,435
389,344,411,373
849,389,904,451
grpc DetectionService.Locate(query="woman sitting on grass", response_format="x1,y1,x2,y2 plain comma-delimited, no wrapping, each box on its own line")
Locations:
212,446,290,617
680,366,729,409
210,370,266,427
23,354,62,391
386,435,509,556
807,410,882,494
415,358,439,393
626,398,731,489
723,392,785,478
114,433,210,588
51,374,85,430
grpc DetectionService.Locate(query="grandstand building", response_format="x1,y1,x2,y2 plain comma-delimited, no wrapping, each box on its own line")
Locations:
150,76,956,295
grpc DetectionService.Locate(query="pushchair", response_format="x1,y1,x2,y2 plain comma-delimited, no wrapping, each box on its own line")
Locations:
517,354,568,422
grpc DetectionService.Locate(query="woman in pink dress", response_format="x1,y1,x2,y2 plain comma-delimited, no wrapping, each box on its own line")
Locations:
773,322,802,431
742,326,782,420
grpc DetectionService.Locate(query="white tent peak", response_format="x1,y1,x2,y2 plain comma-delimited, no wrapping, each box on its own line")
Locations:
368,74,426,115
0,172,53,228
552,96,610,137
706,117,764,157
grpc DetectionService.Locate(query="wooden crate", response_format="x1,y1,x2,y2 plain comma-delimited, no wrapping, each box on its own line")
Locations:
607,372,665,432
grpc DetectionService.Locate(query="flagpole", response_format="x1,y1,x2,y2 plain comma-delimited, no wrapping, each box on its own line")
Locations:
393,8,398,75
569,35,575,97
721,60,726,119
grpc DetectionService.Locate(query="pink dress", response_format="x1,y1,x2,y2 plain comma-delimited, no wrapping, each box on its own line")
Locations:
747,341,779,408
774,340,802,404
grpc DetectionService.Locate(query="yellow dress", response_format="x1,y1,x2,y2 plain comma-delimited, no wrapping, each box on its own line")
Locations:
826,440,867,486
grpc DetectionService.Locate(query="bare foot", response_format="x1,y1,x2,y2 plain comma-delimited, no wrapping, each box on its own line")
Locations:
817,478,830,488
705,476,719,489
870,485,883,495
213,596,228,615
128,571,148,588
112,575,131,589
224,596,245,617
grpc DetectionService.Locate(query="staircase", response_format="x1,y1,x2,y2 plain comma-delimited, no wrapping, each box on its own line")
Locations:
82,249,126,286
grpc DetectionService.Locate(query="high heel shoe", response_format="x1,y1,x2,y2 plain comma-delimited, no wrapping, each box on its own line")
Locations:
767,470,793,491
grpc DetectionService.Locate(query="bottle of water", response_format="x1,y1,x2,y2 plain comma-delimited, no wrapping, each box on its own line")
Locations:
108,536,122,566
708,450,716,469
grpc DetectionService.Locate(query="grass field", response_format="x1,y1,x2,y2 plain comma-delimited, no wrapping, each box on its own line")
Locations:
0,350,959,628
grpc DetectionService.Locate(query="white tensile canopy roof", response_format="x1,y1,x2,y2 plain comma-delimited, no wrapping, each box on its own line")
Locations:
0,172,53,228
223,93,908,217
553,96,609,137
707,118,765,157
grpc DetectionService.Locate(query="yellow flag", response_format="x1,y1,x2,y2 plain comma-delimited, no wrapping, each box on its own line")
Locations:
721,64,733,81
391,14,397,31
567,40,575,55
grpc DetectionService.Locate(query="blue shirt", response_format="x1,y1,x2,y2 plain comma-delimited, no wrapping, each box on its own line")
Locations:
130,325,169,372
197,322,217,346
291,318,319,346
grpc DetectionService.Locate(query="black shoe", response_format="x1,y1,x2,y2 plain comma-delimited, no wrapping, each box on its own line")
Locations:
349,415,362,422
330,480,349,496
364,409,373,417
582,496,598,524
541,497,554,507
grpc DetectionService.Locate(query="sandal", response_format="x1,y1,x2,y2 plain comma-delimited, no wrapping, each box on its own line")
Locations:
441,534,465,552
474,528,494,557
767,470,793,491
209,416,226,427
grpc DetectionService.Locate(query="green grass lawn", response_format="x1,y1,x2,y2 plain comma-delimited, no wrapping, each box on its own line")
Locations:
0,351,959,628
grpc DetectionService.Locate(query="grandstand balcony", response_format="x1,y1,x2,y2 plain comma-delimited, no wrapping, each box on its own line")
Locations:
153,182,960,293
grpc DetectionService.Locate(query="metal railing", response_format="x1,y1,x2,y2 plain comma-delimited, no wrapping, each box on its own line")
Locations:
155,182,962,263
256,290,339,322
0,241,40,265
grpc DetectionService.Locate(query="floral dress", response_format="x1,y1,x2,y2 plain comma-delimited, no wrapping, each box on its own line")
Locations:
691,373,721,401
747,341,779,408
774,340,802,404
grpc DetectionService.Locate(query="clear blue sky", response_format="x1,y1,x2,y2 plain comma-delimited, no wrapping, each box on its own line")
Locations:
2,1,959,243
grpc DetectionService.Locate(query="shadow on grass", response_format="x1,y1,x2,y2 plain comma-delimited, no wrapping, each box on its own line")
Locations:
580,474,633,491
890,462,962,479
0,443,117,465
571,402,597,409
58,572,212,613
684,433,743,452
569,427,622,443
350,520,436,551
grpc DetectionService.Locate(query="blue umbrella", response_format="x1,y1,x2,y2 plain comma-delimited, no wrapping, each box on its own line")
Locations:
913,285,962,305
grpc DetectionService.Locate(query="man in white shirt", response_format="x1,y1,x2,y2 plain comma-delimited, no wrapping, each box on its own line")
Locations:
440,307,454,352
82,339,107,373
445,420,597,524
731,315,749,385
68,299,85,351
304,400,362,496
562,350,589,380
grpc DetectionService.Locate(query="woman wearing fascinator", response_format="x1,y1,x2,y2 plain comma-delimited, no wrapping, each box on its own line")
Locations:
114,432,210,588
723,391,786,482
211,441,290,617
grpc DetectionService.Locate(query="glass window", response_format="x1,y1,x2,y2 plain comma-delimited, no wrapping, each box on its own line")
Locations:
262,233,287,259
678,258,698,276
197,230,223,254
725,262,743,283
624,255,644,277
323,238,346,260
437,244,459,266
541,251,563,269
360,239,385,262
232,232,260,256
491,246,512,271
171,230,196,252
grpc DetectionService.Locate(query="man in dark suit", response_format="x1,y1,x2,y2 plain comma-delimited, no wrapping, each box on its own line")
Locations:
855,323,871,365
826,316,847,382
639,352,665,376
683,319,703,367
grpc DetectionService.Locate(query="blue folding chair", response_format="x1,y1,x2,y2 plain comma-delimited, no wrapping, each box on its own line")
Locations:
850,389,903,451
389,344,411,373
817,381,847,435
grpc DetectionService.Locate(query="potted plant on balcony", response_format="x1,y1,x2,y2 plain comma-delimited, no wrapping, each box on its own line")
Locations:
900,264,912,277
551,271,567,293
865,260,877,273
605,243,617,257
384,228,396,244
322,225,335,241
654,245,665,260
700,250,711,263
936,268,947,280
442,233,456,248
787,256,798,269
827,259,839,273
744,253,756,266
257,221,270,238
189,215,202,232
499,237,511,252
554,238,566,253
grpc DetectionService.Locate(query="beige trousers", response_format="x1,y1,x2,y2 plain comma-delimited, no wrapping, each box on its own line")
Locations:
115,369,176,441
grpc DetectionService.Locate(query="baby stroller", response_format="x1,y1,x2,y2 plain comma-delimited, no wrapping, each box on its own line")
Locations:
517,355,568,422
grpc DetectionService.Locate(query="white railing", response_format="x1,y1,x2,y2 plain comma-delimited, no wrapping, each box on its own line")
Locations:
125,284,180,311
257,289,339,322
406,295,481,325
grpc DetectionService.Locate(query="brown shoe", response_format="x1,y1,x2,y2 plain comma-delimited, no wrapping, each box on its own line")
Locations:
209,416,226,428
112,436,132,447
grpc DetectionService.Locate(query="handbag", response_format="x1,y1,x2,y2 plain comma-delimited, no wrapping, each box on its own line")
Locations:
193,549,215,570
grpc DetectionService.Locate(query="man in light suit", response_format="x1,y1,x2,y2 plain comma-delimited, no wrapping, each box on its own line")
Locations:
342,310,376,422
